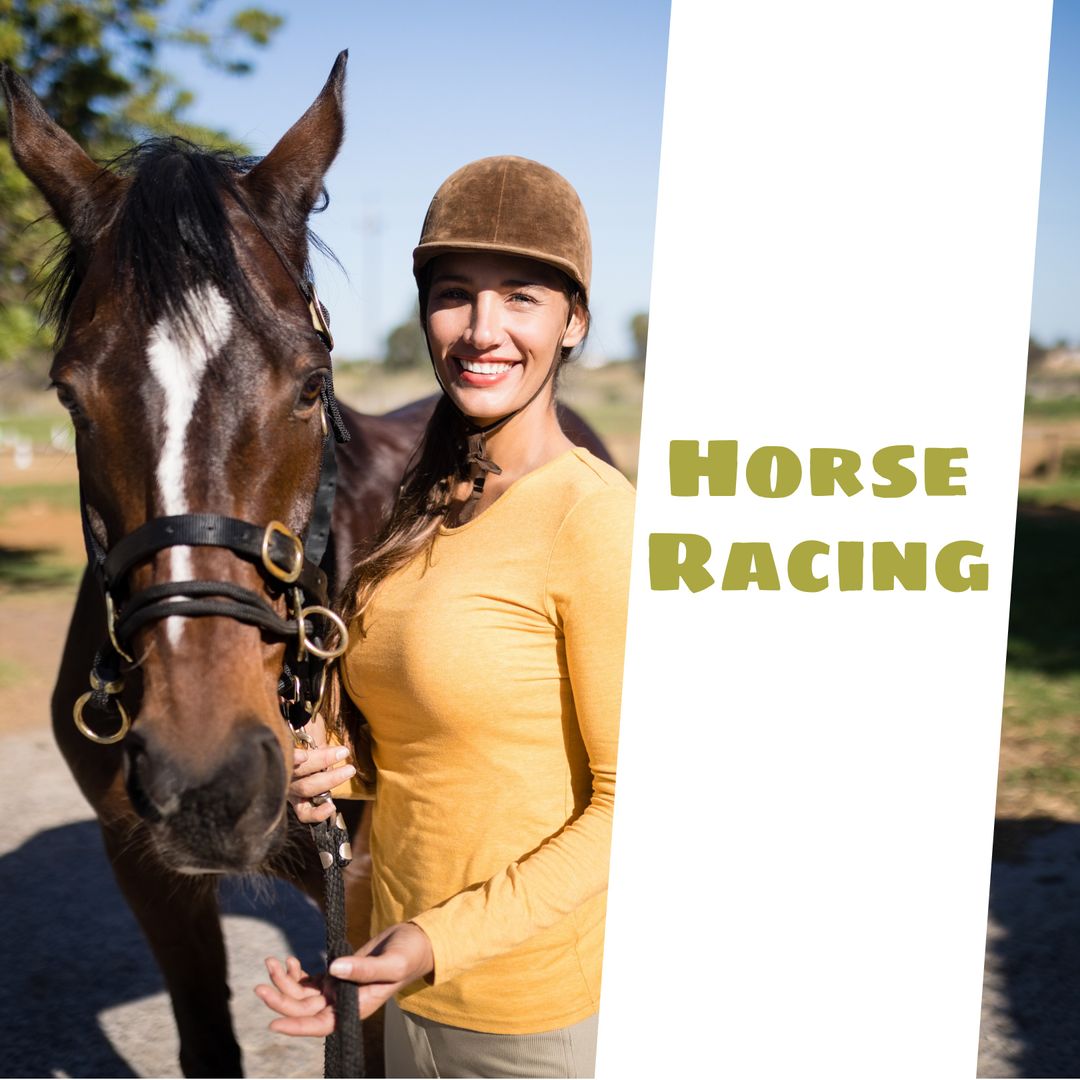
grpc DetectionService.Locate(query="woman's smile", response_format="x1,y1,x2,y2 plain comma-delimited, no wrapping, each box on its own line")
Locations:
453,354,522,387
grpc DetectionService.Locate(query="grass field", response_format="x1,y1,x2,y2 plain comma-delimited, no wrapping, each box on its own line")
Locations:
1025,395,1080,419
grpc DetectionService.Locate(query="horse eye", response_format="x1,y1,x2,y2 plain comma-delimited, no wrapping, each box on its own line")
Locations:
298,371,325,406
52,382,81,416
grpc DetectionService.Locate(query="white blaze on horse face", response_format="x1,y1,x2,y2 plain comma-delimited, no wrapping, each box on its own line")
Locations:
146,285,233,644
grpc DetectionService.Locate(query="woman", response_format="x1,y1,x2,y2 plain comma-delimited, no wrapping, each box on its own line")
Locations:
257,156,635,1078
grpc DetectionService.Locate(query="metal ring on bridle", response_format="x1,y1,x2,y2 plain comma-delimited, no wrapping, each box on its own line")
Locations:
261,520,304,584
296,606,349,661
73,692,131,745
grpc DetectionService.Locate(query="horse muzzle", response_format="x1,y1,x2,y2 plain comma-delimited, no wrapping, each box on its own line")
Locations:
123,721,289,871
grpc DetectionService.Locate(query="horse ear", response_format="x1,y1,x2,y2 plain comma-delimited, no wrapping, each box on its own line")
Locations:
0,65,120,242
241,50,347,228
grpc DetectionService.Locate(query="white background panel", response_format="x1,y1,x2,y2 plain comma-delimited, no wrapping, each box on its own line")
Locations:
601,2,1052,1075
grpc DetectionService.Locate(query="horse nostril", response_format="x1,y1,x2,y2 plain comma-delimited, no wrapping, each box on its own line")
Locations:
124,729,181,822
255,726,284,777
241,726,285,807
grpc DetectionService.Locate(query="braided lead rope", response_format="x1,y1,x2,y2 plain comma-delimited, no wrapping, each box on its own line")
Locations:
311,811,364,1078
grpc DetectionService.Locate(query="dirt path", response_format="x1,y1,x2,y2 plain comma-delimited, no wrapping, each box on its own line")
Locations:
0,589,74,735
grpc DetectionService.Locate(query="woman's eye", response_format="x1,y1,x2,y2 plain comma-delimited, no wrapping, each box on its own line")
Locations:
508,292,538,304
298,372,325,405
437,287,468,301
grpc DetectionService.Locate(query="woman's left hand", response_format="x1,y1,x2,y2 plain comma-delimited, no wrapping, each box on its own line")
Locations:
256,922,435,1033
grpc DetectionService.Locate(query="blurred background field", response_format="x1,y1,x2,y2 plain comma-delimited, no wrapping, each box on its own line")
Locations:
994,345,1080,832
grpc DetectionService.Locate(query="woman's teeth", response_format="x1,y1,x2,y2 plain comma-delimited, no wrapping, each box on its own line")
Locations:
459,359,515,374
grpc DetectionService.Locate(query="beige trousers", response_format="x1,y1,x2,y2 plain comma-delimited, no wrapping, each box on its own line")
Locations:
383,998,599,1079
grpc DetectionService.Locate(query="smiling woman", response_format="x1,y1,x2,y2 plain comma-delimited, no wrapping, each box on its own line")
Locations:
257,157,635,1078
425,253,588,415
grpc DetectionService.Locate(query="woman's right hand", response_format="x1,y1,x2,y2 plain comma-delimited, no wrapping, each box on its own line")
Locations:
289,746,355,823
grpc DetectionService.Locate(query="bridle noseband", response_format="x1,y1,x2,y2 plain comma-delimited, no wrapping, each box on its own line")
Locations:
73,284,350,746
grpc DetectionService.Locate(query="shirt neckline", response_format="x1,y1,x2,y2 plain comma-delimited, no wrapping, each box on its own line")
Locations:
436,447,584,536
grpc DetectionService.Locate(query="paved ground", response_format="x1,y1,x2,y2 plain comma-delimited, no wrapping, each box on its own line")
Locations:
0,729,325,1079
978,823,1080,1077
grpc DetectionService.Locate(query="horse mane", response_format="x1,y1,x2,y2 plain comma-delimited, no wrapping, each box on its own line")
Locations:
39,137,336,340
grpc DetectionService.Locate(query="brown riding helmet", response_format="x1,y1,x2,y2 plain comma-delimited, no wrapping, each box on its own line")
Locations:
413,155,591,302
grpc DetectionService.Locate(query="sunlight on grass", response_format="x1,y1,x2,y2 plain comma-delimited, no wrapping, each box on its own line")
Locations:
0,483,79,519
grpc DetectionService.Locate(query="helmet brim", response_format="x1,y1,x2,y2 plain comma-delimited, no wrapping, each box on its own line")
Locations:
413,241,588,304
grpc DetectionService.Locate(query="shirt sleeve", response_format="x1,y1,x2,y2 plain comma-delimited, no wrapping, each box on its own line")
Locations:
409,483,635,983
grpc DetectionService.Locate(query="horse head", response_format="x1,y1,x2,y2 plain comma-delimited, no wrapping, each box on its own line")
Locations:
2,53,349,873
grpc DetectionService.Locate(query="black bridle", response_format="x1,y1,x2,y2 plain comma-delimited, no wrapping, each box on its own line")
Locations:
71,285,349,746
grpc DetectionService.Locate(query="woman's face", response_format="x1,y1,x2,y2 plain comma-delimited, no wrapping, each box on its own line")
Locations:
424,252,587,423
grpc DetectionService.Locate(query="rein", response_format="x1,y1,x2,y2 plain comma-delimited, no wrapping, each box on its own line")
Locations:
70,280,365,1079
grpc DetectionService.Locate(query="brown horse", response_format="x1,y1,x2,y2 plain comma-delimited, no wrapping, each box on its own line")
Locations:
3,52,609,1077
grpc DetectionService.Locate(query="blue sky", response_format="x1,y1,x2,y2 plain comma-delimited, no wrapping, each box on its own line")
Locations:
1030,2,1080,346
161,1,670,361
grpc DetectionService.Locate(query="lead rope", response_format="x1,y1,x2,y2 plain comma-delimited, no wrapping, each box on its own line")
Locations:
311,809,364,1078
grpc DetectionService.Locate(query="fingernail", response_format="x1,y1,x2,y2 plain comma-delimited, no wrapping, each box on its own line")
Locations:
295,750,308,763
334,747,350,761
340,765,356,778
329,959,350,977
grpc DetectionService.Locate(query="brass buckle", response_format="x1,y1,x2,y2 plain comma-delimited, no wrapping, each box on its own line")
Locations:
90,669,124,696
73,690,131,745
261,521,304,584
308,283,334,352
296,605,349,661
105,593,134,664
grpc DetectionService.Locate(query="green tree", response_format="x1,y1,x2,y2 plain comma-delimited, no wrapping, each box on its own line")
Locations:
384,304,429,371
1028,335,1048,372
630,310,649,367
0,0,283,376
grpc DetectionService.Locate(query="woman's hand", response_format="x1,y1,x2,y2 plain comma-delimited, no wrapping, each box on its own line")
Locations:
255,956,333,1035
256,923,436,1034
329,922,435,1019
289,745,355,824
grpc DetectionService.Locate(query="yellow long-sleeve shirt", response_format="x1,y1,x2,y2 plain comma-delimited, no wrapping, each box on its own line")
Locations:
340,447,634,1034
